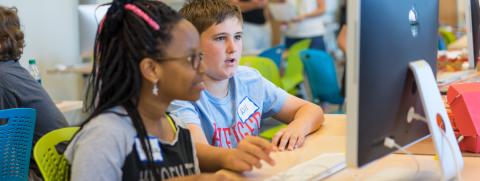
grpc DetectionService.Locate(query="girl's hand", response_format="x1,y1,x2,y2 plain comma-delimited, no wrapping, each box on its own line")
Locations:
222,136,277,172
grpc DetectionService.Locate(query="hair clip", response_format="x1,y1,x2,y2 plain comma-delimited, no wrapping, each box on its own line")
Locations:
124,4,160,31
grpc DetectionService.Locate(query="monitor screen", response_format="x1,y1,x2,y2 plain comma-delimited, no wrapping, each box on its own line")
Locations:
346,0,439,168
466,0,480,68
78,4,108,59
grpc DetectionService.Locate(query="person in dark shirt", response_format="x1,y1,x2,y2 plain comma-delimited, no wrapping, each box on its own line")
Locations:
0,5,68,180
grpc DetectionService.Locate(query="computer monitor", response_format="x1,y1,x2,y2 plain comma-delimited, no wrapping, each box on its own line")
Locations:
466,0,480,69
347,1,464,178
78,4,108,59
346,0,438,168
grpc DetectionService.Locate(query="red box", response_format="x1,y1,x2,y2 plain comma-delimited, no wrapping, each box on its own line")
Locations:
459,136,480,153
447,83,480,137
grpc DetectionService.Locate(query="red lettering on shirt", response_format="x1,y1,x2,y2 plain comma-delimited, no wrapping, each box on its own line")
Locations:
237,121,246,138
231,124,240,143
209,111,263,148
245,120,255,135
222,128,232,148
249,112,261,129
211,123,222,147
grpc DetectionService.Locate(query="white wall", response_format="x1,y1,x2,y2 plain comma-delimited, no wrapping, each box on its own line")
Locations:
0,0,82,102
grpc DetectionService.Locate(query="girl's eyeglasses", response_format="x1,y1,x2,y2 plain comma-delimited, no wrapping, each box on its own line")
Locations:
157,52,203,70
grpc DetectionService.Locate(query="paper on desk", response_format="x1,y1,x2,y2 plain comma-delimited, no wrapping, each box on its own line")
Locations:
268,2,297,21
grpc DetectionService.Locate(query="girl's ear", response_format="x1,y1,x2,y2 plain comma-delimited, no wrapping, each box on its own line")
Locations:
139,58,163,83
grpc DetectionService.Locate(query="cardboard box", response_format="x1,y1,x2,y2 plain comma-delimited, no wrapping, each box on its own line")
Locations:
447,83,480,136
459,135,480,153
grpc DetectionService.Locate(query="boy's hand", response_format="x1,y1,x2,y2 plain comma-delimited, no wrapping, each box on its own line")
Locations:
222,136,277,172
271,123,306,151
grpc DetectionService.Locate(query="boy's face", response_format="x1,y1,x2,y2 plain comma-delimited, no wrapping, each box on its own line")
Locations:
200,16,243,81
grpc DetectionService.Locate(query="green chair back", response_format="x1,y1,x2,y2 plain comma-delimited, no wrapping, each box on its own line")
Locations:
34,127,79,181
439,28,456,45
240,56,283,88
282,39,312,94
259,124,287,140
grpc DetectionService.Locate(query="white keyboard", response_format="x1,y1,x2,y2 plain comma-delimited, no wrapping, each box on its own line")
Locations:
266,152,346,181
437,69,475,85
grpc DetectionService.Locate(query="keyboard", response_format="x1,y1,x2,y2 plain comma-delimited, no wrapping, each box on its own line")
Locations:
437,69,475,85
266,152,346,181
460,74,480,83
439,72,480,93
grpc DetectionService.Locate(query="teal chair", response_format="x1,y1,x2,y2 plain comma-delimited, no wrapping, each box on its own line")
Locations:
259,44,285,69
282,39,311,95
240,56,283,88
0,108,36,181
300,49,344,112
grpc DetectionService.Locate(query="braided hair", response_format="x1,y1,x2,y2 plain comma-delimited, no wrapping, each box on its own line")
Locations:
81,0,181,177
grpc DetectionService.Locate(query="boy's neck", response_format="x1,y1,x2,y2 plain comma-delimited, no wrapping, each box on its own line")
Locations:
204,77,230,98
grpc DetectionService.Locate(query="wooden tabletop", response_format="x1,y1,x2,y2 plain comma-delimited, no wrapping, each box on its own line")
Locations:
217,114,480,181
47,63,93,75
55,100,83,113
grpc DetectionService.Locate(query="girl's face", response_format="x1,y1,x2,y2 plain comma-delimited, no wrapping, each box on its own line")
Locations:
199,16,243,81
157,19,205,101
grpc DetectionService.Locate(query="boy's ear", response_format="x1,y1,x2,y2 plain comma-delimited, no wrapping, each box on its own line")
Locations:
139,58,163,83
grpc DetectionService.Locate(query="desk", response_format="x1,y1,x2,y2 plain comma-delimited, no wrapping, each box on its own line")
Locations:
217,114,480,180
47,63,92,75
55,101,83,113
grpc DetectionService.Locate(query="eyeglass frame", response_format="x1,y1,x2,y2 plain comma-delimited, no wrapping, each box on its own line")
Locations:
155,52,203,70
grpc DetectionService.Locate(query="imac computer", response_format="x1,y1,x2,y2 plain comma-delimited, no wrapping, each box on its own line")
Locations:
466,0,480,69
78,4,108,59
347,0,463,180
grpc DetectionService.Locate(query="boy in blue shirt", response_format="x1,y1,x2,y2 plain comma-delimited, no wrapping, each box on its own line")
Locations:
169,0,325,172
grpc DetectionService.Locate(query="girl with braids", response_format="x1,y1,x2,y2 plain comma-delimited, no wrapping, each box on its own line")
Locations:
64,0,226,180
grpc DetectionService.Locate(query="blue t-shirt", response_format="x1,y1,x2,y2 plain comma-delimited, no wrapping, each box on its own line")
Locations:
168,66,288,148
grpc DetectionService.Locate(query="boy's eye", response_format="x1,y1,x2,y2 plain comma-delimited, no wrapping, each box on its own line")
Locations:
234,35,242,40
214,36,226,41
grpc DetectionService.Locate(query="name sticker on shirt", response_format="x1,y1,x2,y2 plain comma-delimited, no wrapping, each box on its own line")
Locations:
237,97,259,123
135,136,163,163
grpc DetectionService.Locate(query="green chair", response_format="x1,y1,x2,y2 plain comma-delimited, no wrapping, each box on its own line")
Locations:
34,127,79,181
259,123,287,140
240,56,283,88
439,28,456,45
282,39,312,95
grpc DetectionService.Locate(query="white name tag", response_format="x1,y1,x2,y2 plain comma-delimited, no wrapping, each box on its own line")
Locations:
237,97,259,123
135,136,163,163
